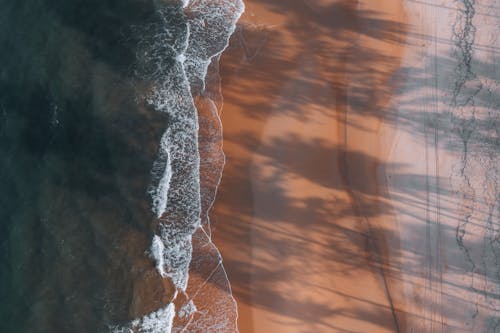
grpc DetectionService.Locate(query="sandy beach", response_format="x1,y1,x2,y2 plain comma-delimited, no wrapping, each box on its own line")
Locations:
211,0,499,332
0,0,496,331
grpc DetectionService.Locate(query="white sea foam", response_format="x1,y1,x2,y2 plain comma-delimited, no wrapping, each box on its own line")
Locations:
150,234,166,276
115,0,244,332
111,303,176,333
178,300,197,318
156,224,196,291
149,133,173,217
184,0,245,92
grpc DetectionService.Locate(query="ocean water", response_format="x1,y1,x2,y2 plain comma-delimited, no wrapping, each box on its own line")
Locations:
0,0,243,332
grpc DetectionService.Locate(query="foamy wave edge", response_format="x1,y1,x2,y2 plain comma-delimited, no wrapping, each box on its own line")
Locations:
112,1,244,332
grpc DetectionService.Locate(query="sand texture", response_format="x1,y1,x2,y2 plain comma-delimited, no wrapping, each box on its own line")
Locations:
211,0,499,332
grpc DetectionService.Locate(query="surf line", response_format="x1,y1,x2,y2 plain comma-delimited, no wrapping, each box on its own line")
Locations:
112,1,245,332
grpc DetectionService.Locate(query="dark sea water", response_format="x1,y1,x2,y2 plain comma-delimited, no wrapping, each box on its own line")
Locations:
0,1,243,332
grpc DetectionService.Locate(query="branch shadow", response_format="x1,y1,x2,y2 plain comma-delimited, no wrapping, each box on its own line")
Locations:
210,0,500,331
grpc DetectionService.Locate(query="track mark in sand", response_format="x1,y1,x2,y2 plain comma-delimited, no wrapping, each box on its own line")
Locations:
451,0,479,281
451,1,481,328
450,0,500,328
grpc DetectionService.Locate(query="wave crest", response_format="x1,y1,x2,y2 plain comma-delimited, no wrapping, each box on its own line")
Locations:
113,0,244,332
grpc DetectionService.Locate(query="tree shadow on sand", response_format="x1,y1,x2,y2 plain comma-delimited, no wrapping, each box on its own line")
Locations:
209,0,500,331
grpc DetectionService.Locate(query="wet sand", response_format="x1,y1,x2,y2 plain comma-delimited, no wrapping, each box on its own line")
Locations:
211,0,499,332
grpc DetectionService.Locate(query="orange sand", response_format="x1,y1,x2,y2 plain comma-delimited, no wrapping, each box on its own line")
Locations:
212,1,409,332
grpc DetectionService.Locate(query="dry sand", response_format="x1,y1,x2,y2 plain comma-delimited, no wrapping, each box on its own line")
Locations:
211,0,499,332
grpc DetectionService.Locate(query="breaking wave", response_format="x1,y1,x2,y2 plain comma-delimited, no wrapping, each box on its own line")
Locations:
113,0,244,332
